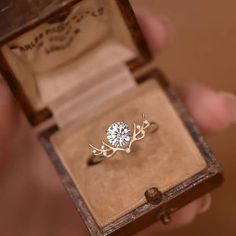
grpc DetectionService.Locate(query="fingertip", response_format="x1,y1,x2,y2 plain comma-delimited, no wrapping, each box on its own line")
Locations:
171,195,212,227
171,201,200,226
218,92,236,125
179,85,236,133
152,195,212,233
198,194,212,214
135,8,172,54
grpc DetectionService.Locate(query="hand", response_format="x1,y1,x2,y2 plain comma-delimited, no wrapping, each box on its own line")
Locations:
135,8,236,233
0,8,236,236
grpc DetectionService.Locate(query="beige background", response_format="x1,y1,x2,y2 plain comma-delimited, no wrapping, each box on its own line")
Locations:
132,0,236,235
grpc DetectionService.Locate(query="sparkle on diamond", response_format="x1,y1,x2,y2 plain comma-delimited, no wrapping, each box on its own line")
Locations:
106,122,132,147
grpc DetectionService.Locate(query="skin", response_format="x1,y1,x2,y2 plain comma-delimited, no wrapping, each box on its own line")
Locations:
0,8,236,236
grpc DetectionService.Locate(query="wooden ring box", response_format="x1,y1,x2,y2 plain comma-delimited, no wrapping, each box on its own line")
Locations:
0,0,223,235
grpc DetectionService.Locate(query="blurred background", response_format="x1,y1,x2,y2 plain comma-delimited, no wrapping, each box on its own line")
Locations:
133,0,236,235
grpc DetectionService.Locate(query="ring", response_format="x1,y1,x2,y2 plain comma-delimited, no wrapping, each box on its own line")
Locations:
88,113,159,165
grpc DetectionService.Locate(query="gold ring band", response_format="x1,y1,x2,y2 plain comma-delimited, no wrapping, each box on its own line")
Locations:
88,114,159,165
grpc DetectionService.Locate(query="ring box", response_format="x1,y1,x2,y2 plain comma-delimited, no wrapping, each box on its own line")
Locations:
0,0,223,235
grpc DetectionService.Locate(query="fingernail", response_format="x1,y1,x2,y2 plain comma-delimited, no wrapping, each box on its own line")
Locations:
198,194,212,214
218,92,236,124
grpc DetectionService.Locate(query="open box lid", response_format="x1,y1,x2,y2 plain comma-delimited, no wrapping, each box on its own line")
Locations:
0,0,152,126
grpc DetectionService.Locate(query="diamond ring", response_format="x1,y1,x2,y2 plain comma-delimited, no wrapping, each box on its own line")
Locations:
88,114,159,165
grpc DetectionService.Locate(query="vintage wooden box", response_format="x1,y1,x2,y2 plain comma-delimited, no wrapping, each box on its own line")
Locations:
0,0,223,235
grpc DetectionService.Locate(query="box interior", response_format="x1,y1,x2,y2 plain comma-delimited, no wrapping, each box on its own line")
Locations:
0,0,211,231
50,79,207,228
1,0,139,116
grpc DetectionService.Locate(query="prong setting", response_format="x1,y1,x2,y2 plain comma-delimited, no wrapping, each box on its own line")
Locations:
89,114,159,164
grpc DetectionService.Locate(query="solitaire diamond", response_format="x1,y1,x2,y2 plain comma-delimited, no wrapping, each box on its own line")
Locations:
106,122,132,148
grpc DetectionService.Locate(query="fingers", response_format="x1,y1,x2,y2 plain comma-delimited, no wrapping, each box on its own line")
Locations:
153,195,212,231
134,9,235,231
135,8,172,53
168,86,235,227
178,85,236,134
137,195,212,235
134,10,236,134
165,85,235,228
171,194,212,227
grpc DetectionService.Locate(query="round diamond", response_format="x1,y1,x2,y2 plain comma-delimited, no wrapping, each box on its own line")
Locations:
106,122,132,147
